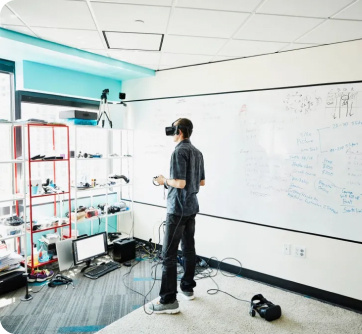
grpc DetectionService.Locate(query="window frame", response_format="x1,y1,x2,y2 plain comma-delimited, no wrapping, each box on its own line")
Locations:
0,58,15,122
15,91,100,120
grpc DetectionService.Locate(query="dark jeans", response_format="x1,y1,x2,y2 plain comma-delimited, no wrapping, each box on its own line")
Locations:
159,213,197,304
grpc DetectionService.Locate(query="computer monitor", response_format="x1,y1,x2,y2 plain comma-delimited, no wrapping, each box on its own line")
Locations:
72,232,108,271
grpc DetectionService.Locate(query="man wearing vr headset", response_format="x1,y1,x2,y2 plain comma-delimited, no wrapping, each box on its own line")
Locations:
151,118,205,314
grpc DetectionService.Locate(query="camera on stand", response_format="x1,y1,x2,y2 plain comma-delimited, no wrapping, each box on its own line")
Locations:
97,88,112,128
101,89,109,100
119,92,127,106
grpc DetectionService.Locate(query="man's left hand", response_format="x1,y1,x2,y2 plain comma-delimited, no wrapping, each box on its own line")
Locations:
156,175,165,185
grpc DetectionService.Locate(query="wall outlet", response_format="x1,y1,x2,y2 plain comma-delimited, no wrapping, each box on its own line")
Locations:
295,246,306,258
283,243,291,255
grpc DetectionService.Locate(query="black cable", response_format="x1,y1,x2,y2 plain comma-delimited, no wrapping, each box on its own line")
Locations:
121,256,161,316
144,261,162,315
195,256,250,304
161,188,184,256
30,282,48,293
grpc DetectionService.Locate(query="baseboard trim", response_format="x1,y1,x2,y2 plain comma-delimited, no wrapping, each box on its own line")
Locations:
197,255,362,314
134,238,362,313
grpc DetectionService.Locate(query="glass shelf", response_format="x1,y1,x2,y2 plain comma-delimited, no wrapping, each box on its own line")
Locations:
30,159,69,163
30,191,70,199
26,222,71,234
0,232,25,241
73,183,132,192
0,159,25,164
0,194,26,203
72,209,132,223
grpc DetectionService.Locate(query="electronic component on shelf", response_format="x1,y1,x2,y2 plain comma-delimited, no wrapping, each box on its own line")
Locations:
31,154,45,160
3,215,24,226
31,155,64,160
31,224,42,231
108,174,130,183
97,201,128,214
67,206,87,221
85,208,98,218
75,182,91,189
59,110,98,120
77,151,103,158
0,224,23,236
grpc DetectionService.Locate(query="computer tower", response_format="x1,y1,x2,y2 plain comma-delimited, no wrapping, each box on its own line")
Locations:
112,238,135,263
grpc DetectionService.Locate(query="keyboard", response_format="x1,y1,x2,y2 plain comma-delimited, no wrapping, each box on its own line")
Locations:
84,261,121,279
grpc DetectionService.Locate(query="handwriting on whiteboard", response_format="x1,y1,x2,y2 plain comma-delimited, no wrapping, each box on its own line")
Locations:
326,87,360,119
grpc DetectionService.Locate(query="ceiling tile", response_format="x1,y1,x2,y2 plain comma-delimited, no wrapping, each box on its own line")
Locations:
1,24,37,37
89,0,172,5
108,49,161,64
298,19,362,43
212,55,238,61
334,1,362,20
8,0,96,30
91,2,171,33
235,14,323,42
159,53,211,69
169,8,250,38
258,0,354,18
104,31,163,51
219,39,287,57
280,43,318,52
0,6,23,26
162,35,227,55
31,27,104,49
176,0,263,12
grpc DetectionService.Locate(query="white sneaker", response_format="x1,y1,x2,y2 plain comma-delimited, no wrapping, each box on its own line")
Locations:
179,290,195,300
148,301,180,314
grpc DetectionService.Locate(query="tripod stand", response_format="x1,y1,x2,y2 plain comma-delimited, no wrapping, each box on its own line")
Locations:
97,90,112,128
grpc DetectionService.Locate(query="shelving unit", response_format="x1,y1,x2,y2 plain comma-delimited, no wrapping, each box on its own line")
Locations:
18,123,72,269
70,125,133,241
0,122,27,272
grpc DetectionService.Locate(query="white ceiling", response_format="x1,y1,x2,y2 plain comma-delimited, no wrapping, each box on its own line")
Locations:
1,0,362,71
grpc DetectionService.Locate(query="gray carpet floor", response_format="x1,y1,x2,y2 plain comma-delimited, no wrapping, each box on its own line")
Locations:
0,255,162,334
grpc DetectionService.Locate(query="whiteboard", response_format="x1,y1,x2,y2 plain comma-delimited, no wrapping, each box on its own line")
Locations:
128,82,362,242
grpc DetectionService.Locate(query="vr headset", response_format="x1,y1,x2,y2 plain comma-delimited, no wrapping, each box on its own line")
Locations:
249,294,282,321
165,118,192,136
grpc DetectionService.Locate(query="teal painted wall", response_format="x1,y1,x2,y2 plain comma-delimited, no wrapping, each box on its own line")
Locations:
23,61,122,101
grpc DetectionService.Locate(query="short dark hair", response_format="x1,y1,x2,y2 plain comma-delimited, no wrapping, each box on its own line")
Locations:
175,118,193,138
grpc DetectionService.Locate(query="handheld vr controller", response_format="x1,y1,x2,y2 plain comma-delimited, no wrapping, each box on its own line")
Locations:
152,176,161,186
249,294,282,321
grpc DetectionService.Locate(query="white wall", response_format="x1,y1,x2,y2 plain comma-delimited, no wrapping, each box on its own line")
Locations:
123,40,362,300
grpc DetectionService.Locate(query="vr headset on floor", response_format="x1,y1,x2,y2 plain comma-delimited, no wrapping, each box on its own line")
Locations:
249,294,282,321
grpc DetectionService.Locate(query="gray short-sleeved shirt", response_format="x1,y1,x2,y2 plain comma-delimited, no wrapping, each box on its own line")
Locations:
167,139,205,216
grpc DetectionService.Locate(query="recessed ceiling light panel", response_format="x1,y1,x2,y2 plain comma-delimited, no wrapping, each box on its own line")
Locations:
104,31,163,51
